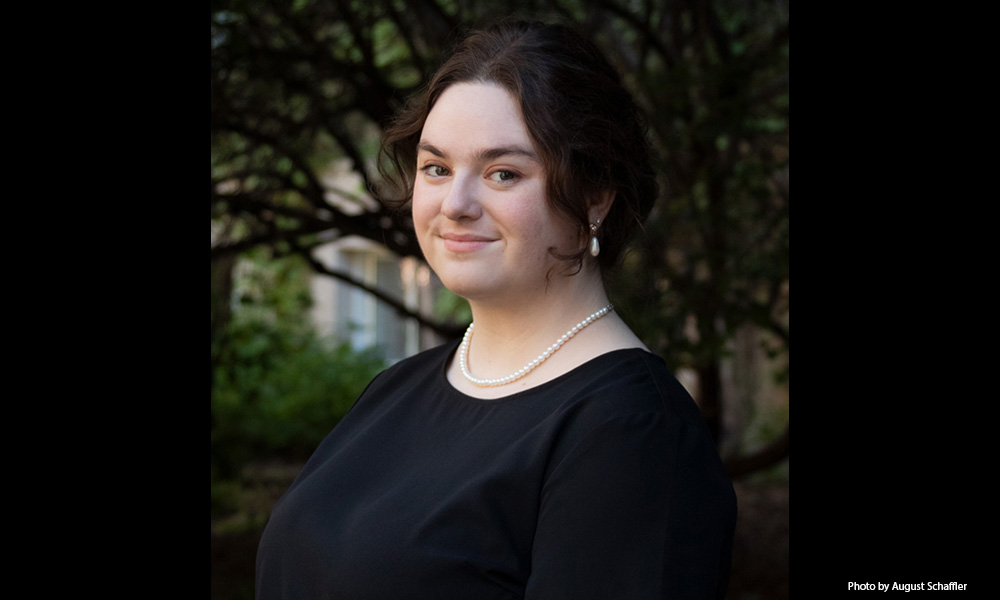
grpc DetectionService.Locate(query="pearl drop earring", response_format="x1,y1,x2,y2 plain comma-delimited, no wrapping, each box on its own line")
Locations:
589,219,601,257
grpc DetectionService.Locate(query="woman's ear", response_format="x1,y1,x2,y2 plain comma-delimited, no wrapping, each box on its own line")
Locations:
589,190,616,225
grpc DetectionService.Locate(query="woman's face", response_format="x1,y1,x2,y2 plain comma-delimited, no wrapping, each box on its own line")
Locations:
412,82,579,304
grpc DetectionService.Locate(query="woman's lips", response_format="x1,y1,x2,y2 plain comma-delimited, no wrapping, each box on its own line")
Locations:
440,233,496,253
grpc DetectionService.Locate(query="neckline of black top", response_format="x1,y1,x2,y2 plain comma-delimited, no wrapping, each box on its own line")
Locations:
439,341,659,403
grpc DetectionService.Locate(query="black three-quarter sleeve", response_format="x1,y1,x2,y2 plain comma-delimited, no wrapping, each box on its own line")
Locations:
526,402,735,599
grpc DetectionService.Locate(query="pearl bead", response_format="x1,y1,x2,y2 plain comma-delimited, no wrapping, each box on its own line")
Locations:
459,304,614,389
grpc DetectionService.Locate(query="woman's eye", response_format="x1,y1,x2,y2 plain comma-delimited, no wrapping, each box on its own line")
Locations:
489,170,518,184
421,165,450,178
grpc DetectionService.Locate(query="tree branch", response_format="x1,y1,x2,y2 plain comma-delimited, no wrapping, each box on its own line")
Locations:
291,240,465,339
599,0,677,68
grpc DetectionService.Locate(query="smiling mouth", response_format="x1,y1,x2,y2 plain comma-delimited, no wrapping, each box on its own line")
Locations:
440,233,496,253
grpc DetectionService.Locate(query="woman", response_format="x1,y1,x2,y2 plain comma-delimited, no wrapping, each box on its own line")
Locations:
256,20,736,599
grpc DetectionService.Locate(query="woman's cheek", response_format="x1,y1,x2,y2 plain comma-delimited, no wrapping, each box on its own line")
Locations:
411,186,434,235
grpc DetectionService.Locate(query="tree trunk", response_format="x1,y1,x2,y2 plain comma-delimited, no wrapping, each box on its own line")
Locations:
211,253,237,391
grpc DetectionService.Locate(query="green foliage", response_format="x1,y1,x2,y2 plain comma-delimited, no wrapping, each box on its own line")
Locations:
433,287,472,325
211,251,387,483
212,330,385,467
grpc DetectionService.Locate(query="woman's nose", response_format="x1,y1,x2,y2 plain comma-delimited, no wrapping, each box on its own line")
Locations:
440,174,482,221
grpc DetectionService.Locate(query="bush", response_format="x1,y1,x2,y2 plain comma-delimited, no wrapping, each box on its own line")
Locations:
211,251,387,485
212,322,386,480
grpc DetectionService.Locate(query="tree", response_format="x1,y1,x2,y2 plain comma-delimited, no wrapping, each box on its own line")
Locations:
210,0,788,477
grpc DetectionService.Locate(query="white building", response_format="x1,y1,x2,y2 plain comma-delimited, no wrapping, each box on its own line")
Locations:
309,238,444,363
309,160,446,363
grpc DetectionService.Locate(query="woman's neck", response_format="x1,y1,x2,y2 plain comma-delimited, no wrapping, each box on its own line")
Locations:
447,269,647,399
466,265,606,346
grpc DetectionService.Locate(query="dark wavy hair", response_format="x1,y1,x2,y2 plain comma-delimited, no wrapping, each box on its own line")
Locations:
378,20,658,272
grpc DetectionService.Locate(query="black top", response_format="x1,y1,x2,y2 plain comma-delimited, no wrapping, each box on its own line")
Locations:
256,342,736,599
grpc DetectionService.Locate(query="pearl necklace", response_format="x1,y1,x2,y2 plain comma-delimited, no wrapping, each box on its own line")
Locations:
459,304,614,388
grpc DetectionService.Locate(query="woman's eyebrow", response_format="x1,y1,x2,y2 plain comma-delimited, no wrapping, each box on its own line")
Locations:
476,146,540,163
416,141,446,158
417,141,540,163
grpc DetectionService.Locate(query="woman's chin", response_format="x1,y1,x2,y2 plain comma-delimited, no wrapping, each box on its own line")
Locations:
437,275,515,305
439,281,493,303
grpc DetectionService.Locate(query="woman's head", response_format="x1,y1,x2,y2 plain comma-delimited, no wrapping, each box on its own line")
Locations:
380,20,658,272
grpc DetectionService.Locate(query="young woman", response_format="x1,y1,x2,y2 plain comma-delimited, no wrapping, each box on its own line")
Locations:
256,20,736,599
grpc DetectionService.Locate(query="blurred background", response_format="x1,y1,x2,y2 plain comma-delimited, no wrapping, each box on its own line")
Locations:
211,1,788,598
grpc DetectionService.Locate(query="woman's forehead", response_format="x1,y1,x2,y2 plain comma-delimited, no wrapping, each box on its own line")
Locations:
421,83,533,153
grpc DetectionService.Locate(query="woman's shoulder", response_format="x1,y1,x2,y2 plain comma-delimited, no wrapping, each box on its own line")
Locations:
539,348,707,434
385,340,458,374
350,340,460,400
566,348,695,405
540,349,730,497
